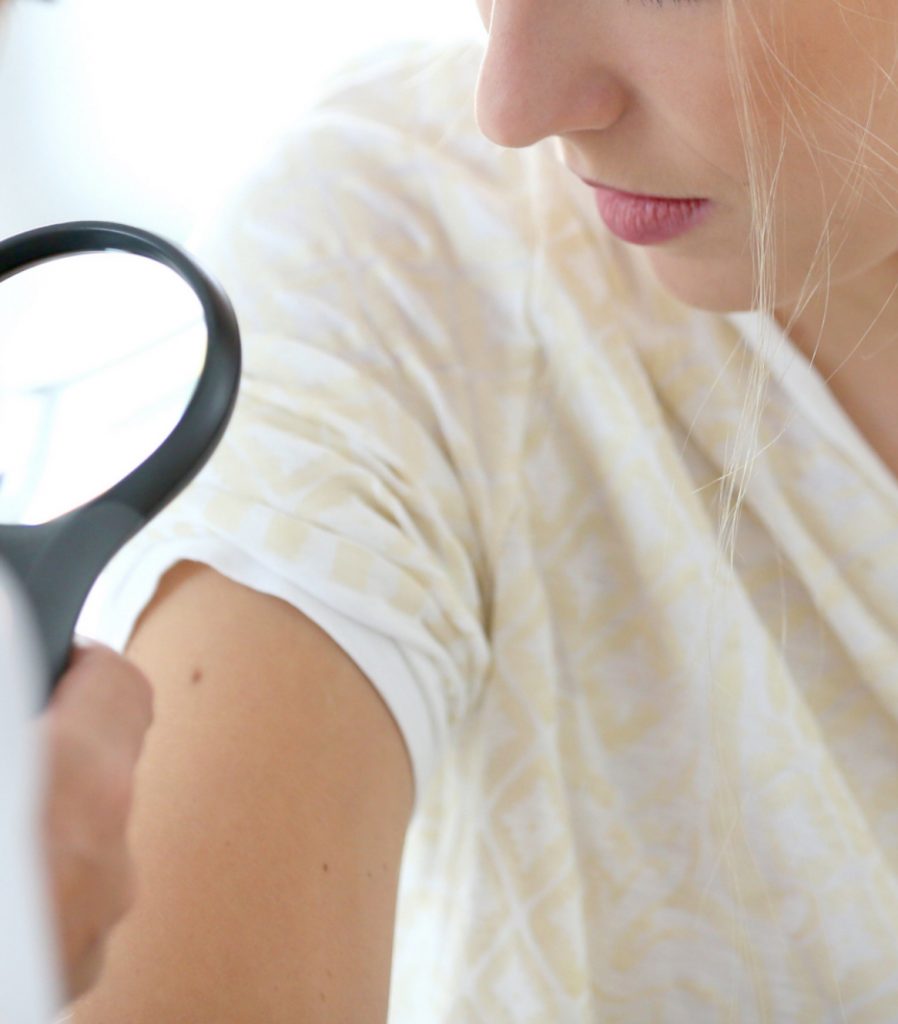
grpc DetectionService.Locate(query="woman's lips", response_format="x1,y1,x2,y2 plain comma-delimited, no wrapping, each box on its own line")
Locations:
583,180,713,245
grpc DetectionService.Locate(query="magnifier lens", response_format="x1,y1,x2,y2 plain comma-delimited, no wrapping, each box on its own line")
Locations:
0,252,205,526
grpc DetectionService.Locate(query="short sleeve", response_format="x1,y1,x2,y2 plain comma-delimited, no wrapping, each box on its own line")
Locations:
83,40,494,803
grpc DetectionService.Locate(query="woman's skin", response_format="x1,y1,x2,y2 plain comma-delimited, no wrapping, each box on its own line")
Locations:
474,0,898,474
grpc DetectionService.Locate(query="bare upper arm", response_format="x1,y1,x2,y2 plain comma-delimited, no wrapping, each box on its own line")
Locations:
70,560,414,1023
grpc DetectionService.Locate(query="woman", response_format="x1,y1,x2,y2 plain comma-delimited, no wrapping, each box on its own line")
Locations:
70,1,898,1020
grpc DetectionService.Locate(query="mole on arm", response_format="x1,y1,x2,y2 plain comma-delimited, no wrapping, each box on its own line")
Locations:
190,667,204,685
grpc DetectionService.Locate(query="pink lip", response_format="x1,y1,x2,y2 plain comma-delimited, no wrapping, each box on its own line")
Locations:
578,176,713,245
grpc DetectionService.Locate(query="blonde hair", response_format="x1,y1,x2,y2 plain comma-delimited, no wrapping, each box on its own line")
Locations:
716,0,898,561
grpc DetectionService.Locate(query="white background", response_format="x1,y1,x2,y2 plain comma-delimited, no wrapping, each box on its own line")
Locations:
0,0,483,243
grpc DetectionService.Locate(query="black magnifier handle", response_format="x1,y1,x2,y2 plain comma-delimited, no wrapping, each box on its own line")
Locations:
0,221,242,704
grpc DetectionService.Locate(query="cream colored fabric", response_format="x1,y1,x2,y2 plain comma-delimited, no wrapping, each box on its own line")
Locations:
88,38,898,1022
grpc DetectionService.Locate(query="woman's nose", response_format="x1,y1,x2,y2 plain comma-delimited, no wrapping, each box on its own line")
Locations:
474,1,624,149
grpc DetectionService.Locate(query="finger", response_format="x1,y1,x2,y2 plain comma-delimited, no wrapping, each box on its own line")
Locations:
47,643,155,763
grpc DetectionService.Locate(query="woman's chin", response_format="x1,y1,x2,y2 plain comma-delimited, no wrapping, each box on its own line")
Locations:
644,248,758,315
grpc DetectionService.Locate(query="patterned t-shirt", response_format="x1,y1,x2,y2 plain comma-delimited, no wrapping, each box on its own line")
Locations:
86,37,898,1023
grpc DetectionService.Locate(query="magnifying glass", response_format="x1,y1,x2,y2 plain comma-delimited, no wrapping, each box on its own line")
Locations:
0,221,242,706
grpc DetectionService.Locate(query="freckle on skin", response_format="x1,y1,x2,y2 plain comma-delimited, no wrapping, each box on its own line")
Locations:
322,862,329,873
191,667,203,684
